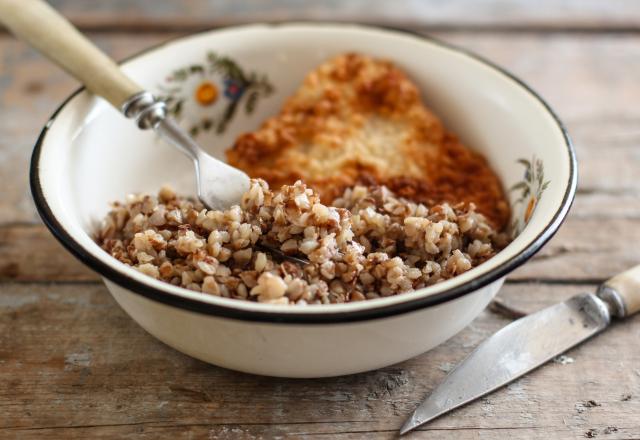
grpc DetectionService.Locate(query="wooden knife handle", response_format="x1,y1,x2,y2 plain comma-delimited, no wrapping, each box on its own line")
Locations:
0,0,142,109
597,265,640,318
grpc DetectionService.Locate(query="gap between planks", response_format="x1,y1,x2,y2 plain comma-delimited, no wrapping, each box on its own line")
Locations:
0,421,562,435
1,19,640,35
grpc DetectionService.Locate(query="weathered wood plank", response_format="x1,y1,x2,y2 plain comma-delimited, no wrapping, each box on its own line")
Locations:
511,217,640,281
2,32,640,225
0,282,638,439
2,10,640,439
0,223,97,282
41,0,640,31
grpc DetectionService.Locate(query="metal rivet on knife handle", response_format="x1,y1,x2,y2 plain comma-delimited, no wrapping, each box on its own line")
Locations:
597,264,640,318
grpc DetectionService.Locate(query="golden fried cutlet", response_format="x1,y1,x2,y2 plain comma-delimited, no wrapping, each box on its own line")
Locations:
226,53,509,228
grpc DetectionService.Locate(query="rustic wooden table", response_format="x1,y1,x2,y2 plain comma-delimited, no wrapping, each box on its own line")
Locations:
2,1,640,438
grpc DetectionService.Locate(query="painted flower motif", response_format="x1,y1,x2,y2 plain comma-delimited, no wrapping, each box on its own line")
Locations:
194,81,219,106
223,78,245,101
157,51,273,135
510,156,550,236
524,195,537,223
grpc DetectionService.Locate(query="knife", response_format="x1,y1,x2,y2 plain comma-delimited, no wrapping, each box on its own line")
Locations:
400,265,640,435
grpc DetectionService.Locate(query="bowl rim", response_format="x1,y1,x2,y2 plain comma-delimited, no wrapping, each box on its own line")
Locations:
29,22,577,324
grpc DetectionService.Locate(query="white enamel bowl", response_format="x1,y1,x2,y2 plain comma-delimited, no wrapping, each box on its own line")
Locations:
31,23,576,378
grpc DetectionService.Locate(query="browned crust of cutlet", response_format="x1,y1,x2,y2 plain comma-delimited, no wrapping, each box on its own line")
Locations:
226,53,510,228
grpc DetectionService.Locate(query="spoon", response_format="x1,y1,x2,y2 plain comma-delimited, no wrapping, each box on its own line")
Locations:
0,0,250,210
1,0,311,265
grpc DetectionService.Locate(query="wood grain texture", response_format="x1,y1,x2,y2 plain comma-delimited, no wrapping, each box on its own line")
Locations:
2,6,640,437
1,282,638,439
0,0,143,108
0,223,96,282
39,0,640,31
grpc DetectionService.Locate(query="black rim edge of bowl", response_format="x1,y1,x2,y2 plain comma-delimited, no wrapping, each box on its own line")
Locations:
29,22,578,324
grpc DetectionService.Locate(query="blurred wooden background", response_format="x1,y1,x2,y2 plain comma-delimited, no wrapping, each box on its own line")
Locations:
1,1,640,439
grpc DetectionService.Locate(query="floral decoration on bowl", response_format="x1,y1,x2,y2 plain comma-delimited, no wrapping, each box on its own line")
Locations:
510,156,550,235
157,52,274,136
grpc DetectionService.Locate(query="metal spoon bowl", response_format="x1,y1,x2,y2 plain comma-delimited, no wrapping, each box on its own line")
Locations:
122,92,250,210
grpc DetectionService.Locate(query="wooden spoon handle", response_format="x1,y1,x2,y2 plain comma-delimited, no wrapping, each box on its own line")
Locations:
598,265,640,318
0,0,142,109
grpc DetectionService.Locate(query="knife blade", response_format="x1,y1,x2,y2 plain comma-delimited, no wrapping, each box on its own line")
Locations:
400,264,640,435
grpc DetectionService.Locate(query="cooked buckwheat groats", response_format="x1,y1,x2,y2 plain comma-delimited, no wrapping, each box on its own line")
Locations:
98,180,508,305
